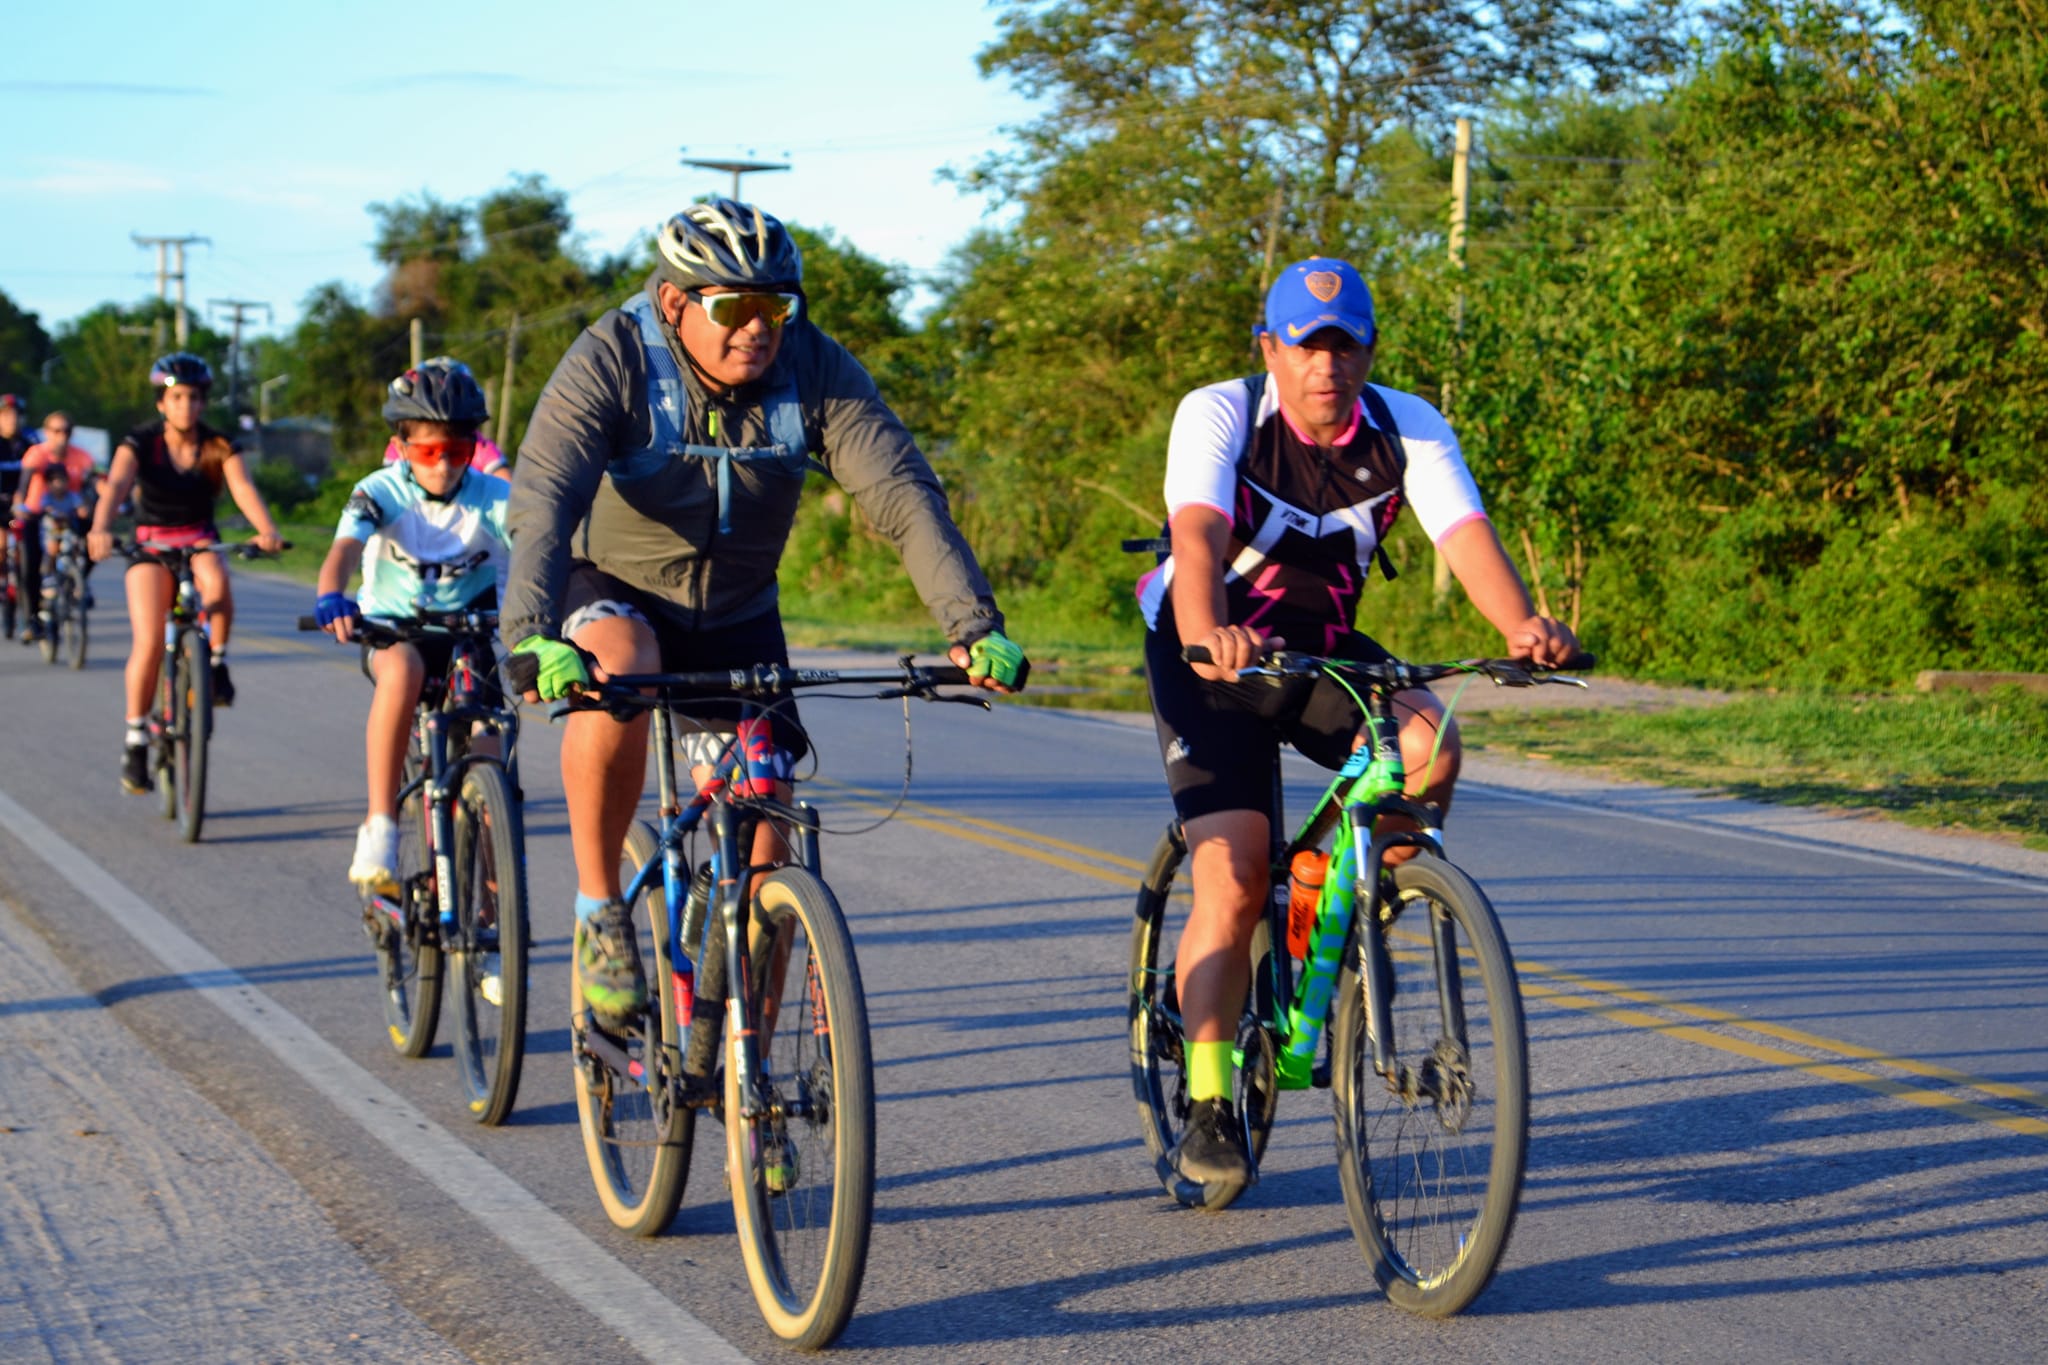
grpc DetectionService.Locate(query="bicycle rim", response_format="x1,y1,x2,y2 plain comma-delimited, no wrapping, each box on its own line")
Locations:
1331,855,1529,1317
450,763,528,1124
38,588,57,664
726,867,874,1349
175,631,210,843
378,780,442,1057
574,820,691,1235
65,573,85,670
1129,824,1278,1211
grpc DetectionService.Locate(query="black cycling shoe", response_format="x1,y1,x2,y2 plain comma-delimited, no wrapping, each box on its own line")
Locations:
211,661,234,707
121,743,153,795
1175,1097,1251,1185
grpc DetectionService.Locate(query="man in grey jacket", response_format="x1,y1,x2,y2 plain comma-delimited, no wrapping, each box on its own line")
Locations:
502,199,1027,1026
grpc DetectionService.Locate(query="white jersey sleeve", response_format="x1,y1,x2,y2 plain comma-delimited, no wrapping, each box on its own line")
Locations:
1370,386,1487,544
1163,379,1262,519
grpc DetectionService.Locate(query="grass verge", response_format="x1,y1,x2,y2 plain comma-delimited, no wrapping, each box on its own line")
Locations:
1458,687,2048,850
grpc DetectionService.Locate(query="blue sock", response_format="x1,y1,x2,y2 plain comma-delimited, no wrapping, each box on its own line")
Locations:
574,892,610,923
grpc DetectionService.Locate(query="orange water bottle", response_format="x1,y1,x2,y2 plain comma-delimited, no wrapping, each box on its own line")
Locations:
1286,849,1328,959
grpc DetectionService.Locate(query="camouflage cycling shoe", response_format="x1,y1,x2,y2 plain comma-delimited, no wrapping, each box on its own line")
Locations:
576,899,648,1031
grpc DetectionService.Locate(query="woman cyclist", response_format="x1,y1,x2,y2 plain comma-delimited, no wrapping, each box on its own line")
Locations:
88,352,286,795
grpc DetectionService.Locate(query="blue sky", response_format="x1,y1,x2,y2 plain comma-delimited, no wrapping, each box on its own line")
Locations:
1,1,1036,337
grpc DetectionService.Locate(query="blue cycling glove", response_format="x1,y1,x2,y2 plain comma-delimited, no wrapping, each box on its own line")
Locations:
315,592,359,627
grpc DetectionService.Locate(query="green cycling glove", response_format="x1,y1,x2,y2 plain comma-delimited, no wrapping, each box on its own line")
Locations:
965,630,1029,690
507,635,593,701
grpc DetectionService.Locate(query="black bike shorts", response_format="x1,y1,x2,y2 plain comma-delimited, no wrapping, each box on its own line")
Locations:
559,561,809,765
358,591,504,709
1143,611,1393,825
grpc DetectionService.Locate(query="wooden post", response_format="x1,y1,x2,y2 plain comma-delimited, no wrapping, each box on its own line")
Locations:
1435,117,1473,602
497,314,521,453
409,317,423,369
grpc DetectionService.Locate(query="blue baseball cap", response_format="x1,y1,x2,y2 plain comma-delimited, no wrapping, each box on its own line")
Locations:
1261,257,1376,346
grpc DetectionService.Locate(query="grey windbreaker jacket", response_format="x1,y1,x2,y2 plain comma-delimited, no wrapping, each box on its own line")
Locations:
502,278,1004,649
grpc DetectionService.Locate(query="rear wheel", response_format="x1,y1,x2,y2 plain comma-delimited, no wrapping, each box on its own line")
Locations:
727,867,874,1350
1130,824,1278,1212
574,820,691,1235
0,535,16,641
1331,855,1529,1318
173,630,210,843
376,766,442,1057
38,575,60,664
450,762,528,1125
65,565,87,671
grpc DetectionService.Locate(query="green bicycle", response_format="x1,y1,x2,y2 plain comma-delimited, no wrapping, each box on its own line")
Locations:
1130,646,1587,1317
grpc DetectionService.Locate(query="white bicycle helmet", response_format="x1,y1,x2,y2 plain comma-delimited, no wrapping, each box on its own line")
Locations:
656,198,803,291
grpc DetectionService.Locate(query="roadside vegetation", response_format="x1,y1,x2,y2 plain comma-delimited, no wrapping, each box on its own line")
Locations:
21,1,2048,843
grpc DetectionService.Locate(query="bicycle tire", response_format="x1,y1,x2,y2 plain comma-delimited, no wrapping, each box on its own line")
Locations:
574,819,691,1235
1129,824,1279,1211
377,770,442,1057
38,578,58,665
449,762,529,1125
1,542,15,642
726,866,874,1349
1331,854,1529,1318
65,567,86,671
174,629,210,843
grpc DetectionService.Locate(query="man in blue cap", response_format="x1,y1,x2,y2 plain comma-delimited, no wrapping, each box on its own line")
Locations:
1135,256,1580,1187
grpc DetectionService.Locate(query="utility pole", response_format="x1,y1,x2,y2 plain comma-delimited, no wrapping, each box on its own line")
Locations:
680,154,790,202
258,375,289,426
209,298,271,415
1436,117,1473,601
1256,173,1288,302
409,317,424,370
497,314,521,450
132,233,209,347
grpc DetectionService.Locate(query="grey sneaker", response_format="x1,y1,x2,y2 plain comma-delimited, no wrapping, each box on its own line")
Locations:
576,899,648,1031
1175,1097,1251,1186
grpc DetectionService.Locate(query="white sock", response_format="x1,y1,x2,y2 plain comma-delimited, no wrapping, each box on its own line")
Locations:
124,718,147,746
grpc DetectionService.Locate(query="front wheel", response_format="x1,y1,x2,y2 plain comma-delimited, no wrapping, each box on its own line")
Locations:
449,762,528,1125
38,577,60,665
376,769,443,1057
1129,823,1278,1212
65,566,87,671
173,629,211,843
574,820,692,1235
727,866,874,1349
1331,855,1529,1318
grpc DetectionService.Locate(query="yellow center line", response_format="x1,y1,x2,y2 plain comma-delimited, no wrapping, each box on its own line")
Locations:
818,781,2048,1138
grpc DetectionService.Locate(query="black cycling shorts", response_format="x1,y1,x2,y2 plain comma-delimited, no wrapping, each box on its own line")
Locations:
358,591,503,709
559,561,809,764
1144,608,1394,825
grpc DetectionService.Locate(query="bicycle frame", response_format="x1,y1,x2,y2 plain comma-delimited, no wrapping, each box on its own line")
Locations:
606,702,821,1122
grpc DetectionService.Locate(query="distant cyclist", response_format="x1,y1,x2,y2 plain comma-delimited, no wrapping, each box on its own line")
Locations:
15,410,98,641
378,358,510,481
314,358,510,891
500,198,1028,1029
88,353,286,794
1140,256,1580,1186
1,395,31,620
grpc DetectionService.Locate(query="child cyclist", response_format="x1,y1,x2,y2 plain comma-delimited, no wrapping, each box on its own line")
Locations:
379,357,510,481
314,358,510,891
88,353,287,795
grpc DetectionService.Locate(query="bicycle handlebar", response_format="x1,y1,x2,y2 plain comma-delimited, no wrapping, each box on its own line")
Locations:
560,658,977,716
1181,644,1596,687
297,609,500,646
115,539,290,564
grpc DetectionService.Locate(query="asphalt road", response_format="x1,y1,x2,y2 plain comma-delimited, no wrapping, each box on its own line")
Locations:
2,569,2045,1363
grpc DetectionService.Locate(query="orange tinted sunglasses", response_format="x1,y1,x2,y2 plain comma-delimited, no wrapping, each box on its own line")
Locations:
403,436,477,466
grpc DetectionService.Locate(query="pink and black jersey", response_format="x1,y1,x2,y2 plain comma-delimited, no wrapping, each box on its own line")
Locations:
1136,377,1487,653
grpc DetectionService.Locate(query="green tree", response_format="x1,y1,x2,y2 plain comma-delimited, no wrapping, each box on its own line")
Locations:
38,300,231,434
0,289,53,400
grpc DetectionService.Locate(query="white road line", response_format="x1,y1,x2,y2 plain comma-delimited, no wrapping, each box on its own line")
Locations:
0,788,749,1365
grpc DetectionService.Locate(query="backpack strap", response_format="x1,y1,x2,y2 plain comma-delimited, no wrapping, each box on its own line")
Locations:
622,293,815,534
1358,384,1404,583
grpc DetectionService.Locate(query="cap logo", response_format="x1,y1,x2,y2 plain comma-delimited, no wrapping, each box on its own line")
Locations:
1305,270,1343,302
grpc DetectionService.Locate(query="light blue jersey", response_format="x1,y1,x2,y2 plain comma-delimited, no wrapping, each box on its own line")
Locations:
337,466,509,618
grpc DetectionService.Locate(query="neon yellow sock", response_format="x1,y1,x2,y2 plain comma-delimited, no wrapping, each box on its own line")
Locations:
1186,1039,1236,1103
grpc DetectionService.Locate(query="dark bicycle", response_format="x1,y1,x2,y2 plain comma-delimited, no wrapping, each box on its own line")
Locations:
37,512,91,670
1131,644,1589,1317
561,656,985,1349
299,610,531,1125
119,541,280,842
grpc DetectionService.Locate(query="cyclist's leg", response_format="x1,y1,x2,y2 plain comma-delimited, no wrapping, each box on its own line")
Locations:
364,642,426,819
190,545,231,649
562,612,658,900
1174,809,1270,1046
123,562,173,722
